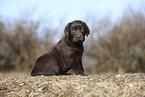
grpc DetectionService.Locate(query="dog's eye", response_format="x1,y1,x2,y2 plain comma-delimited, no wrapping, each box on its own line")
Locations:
82,29,84,32
71,28,75,32
81,27,84,32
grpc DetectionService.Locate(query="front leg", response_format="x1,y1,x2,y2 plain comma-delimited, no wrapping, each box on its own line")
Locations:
70,57,84,75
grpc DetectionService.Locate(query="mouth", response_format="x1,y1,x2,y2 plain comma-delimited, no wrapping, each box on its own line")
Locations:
72,36,85,43
77,38,82,41
76,38,84,42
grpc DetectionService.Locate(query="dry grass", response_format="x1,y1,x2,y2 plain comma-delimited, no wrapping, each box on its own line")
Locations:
0,73,145,97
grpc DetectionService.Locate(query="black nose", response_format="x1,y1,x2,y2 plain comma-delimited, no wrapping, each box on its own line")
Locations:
77,33,83,38
77,34,82,38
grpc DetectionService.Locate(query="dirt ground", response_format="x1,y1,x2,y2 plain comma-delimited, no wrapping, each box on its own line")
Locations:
0,73,145,97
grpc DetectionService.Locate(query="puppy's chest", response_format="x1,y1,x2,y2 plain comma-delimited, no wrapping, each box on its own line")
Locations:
58,45,83,64
65,48,83,57
73,50,83,56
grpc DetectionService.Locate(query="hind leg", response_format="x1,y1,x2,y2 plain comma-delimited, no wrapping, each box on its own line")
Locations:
31,55,61,76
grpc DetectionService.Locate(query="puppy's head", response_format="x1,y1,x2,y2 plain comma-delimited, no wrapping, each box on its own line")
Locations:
64,20,90,43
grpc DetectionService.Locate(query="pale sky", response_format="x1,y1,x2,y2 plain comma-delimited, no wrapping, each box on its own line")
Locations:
0,0,144,26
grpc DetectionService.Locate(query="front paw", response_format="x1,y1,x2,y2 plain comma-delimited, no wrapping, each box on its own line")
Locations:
75,71,87,76
80,73,88,76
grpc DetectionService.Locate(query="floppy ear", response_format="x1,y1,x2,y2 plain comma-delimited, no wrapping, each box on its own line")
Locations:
83,22,90,37
64,22,71,38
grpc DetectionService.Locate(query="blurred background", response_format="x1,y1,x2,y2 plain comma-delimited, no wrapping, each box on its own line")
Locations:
0,0,145,74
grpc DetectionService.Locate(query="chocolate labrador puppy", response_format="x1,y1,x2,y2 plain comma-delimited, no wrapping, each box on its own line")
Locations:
31,20,90,76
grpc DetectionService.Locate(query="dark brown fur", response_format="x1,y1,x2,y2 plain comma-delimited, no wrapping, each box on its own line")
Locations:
31,20,90,76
